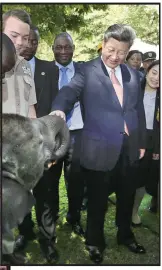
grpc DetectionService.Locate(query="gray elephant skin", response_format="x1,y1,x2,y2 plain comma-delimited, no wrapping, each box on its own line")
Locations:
2,113,70,255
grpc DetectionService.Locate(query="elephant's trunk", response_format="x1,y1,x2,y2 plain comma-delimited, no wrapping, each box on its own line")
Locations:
38,115,70,161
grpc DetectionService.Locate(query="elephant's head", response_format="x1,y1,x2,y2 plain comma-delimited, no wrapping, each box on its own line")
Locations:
2,114,70,190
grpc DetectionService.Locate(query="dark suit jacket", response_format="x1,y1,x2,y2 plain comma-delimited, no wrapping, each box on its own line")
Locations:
141,79,160,154
34,57,59,117
51,60,84,116
52,57,146,171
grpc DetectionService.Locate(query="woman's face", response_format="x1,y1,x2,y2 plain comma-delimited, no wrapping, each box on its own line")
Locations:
146,64,159,89
127,53,142,70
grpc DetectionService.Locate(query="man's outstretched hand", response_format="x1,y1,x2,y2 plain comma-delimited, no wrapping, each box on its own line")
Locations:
49,110,65,120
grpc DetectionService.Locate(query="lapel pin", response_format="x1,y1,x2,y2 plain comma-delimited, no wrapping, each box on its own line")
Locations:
41,72,45,75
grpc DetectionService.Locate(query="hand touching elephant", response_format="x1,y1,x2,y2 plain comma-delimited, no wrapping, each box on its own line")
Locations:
2,113,70,260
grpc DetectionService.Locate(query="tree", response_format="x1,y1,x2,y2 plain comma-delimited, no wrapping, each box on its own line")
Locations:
2,4,106,41
2,4,159,61
72,4,159,61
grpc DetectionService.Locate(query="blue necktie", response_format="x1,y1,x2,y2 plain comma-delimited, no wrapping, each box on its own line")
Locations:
60,66,73,127
60,67,68,89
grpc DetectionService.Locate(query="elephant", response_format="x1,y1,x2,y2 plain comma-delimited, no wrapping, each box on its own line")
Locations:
2,113,70,261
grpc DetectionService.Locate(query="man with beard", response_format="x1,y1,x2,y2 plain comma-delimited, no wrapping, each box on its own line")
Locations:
2,9,37,118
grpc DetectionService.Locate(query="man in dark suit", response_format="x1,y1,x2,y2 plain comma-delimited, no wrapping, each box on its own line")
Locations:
15,25,60,263
51,24,147,263
49,32,85,234
22,25,59,117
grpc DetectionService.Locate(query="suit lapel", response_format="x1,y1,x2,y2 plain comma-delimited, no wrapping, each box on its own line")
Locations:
34,58,47,101
93,58,122,110
120,64,131,109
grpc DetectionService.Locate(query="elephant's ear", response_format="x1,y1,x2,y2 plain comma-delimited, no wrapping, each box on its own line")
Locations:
35,115,70,161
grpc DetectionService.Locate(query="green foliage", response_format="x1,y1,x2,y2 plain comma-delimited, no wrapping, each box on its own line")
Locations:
125,5,159,45
2,4,106,37
2,4,159,61
71,4,159,61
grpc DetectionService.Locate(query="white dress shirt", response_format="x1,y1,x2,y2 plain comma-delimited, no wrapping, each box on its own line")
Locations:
101,57,123,87
143,90,156,130
29,57,35,77
55,61,83,130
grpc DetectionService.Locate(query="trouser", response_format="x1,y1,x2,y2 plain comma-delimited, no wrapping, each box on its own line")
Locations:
3,178,35,254
18,129,84,240
18,161,61,241
135,129,160,197
68,134,137,247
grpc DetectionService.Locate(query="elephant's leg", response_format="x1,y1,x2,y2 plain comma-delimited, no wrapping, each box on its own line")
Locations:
2,178,35,264
2,227,15,255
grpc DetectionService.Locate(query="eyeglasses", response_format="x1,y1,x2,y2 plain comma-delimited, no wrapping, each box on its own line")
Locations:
105,47,127,57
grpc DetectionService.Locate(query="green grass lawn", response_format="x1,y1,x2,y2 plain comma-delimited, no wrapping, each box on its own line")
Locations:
23,175,160,265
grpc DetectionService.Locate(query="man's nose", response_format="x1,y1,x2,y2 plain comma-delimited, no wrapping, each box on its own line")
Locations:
111,51,119,60
16,36,23,46
60,47,66,53
155,74,159,81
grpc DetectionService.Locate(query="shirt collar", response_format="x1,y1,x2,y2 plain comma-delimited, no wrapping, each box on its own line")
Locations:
55,61,74,71
29,56,35,65
145,90,157,98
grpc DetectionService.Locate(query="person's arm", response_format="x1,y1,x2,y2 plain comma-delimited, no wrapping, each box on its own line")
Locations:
50,66,85,117
137,73,146,158
28,104,37,118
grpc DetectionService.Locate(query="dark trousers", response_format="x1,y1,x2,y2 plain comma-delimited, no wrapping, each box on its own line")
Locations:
68,134,137,247
137,129,160,197
18,162,62,240
18,129,84,240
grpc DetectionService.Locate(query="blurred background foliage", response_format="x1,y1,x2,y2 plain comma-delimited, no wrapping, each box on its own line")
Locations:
2,4,159,61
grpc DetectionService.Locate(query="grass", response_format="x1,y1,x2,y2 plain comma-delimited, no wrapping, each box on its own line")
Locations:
23,174,160,265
